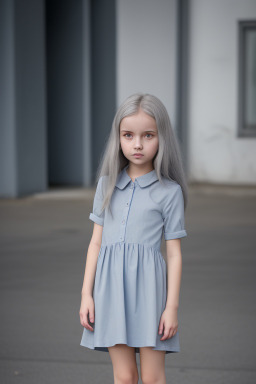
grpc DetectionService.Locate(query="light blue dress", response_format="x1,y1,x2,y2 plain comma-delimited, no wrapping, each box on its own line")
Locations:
80,164,187,354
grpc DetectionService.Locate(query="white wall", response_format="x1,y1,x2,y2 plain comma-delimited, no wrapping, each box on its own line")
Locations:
116,0,178,130
188,0,256,184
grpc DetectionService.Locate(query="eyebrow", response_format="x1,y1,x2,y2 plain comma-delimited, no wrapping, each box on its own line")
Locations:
120,129,157,133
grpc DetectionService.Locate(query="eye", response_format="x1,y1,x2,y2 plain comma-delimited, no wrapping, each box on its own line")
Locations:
146,134,153,138
124,133,132,138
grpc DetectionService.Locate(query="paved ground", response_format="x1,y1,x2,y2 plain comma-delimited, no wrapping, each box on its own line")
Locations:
0,184,256,384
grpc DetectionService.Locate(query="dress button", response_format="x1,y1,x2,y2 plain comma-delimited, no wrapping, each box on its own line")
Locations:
126,202,129,206
122,219,125,224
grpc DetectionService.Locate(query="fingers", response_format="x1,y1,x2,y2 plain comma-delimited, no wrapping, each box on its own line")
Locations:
160,325,169,341
80,306,95,332
89,307,94,325
168,328,177,338
159,322,178,341
158,318,164,336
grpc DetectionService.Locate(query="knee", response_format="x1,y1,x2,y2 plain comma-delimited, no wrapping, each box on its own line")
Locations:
141,373,165,384
114,369,139,384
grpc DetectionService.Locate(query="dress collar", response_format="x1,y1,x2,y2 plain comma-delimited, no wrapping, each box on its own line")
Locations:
115,164,159,189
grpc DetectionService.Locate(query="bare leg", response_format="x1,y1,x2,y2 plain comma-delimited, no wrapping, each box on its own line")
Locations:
139,347,166,384
108,344,139,384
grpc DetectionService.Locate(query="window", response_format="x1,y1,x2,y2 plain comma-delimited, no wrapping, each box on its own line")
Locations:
238,20,256,137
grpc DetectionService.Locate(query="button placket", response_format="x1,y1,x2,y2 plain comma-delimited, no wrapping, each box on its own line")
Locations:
119,181,136,241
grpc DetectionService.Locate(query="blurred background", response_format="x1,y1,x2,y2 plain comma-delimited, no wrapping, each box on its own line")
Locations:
0,0,256,383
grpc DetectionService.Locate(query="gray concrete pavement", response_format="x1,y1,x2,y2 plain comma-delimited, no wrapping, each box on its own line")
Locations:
0,185,256,384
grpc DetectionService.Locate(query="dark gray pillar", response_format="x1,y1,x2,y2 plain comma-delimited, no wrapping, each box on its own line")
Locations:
176,0,189,176
90,0,116,180
46,0,86,186
0,0,47,197
0,0,16,197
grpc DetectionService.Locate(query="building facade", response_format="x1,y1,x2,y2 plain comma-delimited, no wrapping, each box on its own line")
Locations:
0,0,255,197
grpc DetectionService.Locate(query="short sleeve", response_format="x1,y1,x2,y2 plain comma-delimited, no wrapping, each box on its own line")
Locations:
89,176,105,226
162,184,187,240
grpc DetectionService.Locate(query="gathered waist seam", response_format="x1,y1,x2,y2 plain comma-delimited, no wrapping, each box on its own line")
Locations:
101,241,161,255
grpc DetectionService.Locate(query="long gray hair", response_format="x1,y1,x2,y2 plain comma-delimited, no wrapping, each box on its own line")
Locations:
95,93,188,215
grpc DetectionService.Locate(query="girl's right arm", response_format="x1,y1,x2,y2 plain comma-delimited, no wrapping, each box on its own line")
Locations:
79,222,103,331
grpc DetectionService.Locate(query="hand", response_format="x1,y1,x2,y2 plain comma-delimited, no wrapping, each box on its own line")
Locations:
158,306,178,341
79,293,95,332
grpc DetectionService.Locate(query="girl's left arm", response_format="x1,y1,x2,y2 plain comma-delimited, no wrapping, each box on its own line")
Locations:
165,238,182,310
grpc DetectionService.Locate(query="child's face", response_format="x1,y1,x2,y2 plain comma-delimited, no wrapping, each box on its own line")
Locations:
120,109,159,168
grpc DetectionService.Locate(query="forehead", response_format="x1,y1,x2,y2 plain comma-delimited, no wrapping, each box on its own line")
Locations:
120,110,157,131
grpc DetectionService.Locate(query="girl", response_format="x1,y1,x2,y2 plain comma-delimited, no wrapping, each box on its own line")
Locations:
79,93,188,383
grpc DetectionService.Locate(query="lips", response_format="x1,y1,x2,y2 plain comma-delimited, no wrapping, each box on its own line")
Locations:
133,154,143,156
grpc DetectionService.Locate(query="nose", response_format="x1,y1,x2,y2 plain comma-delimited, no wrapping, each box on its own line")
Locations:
134,137,142,149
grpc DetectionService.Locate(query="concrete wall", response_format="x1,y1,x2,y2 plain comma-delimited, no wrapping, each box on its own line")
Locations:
188,0,256,184
116,0,178,131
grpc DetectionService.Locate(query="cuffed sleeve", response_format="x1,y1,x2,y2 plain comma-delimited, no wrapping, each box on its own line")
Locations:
162,184,187,240
89,176,105,226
